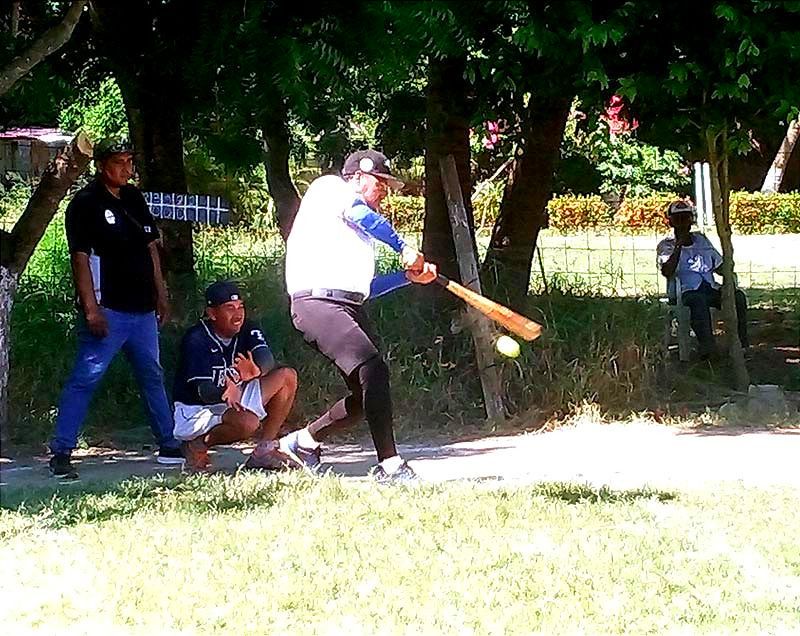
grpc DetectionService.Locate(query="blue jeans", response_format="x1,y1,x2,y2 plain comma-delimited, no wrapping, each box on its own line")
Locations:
50,308,178,455
681,281,749,356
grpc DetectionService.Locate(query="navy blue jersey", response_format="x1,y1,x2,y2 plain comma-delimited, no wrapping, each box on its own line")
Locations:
173,319,272,405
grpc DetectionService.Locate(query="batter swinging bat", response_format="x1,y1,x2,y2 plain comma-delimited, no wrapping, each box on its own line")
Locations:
435,274,543,342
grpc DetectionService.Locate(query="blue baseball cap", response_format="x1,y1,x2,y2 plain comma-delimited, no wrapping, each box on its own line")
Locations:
205,281,242,307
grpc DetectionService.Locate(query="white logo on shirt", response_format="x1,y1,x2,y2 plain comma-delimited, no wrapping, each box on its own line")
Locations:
104,209,116,225
143,225,152,232
251,329,265,341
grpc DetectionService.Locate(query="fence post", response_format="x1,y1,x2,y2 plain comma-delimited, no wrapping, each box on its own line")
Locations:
439,155,505,428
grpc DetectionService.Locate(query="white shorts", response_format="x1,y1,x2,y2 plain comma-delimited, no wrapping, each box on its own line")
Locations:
173,379,267,441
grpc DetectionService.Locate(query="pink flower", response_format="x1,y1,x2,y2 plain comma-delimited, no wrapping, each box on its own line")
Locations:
602,95,638,136
482,120,502,149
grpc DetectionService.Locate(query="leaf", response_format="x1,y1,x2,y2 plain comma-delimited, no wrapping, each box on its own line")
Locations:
714,4,736,21
737,73,750,89
737,39,750,55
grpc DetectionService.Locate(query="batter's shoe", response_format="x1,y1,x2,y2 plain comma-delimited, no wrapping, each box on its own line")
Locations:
372,460,419,484
280,431,322,472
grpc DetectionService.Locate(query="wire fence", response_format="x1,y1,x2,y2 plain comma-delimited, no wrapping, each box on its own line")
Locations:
5,216,799,311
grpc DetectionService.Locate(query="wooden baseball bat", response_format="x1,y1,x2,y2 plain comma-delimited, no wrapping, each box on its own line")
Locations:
435,275,543,341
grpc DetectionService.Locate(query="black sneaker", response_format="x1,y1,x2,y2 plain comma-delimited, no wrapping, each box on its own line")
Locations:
156,446,185,465
281,431,322,472
372,460,420,484
49,454,79,479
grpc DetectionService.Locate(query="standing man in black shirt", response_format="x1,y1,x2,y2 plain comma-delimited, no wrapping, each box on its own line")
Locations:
49,138,183,477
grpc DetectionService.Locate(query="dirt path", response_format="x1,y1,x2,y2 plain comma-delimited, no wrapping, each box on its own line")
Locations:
2,421,799,493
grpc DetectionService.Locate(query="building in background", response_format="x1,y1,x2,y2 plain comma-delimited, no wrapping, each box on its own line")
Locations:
0,128,74,179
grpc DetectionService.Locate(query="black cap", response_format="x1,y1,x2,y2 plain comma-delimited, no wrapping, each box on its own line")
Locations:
205,281,242,307
342,150,404,189
666,200,696,217
94,137,134,161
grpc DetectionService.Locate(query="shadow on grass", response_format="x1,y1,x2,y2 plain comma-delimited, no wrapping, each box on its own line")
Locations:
676,422,800,437
527,482,677,504
0,472,294,538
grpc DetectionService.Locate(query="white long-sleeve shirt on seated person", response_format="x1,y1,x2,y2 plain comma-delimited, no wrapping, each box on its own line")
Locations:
656,232,722,299
286,175,409,298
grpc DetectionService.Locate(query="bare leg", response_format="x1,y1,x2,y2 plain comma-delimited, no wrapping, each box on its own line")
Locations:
257,367,298,441
205,409,260,446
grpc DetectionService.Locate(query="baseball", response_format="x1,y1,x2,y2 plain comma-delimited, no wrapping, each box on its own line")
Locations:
496,335,520,358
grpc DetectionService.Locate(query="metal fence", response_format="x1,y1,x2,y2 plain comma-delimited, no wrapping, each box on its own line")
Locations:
6,216,799,311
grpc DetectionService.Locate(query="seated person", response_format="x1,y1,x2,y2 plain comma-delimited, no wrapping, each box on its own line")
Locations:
657,200,748,358
173,281,299,471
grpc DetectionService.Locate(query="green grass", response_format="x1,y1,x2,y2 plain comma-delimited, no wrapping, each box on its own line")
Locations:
2,473,799,634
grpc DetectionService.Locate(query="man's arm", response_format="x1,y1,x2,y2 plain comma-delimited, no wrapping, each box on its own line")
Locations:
234,325,276,380
660,244,682,278
71,252,108,337
64,195,107,336
370,270,411,299
344,202,407,253
148,241,170,326
345,202,433,274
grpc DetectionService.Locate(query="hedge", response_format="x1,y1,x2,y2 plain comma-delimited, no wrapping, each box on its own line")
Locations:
382,190,800,235
729,191,800,234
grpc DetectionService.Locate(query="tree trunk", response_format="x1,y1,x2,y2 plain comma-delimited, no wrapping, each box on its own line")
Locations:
422,55,473,282
89,1,194,308
481,95,572,309
261,105,300,240
0,267,19,451
122,81,194,279
0,0,87,97
706,127,749,390
0,135,91,447
761,115,800,193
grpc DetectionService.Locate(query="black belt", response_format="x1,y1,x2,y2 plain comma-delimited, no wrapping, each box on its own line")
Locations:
291,288,365,304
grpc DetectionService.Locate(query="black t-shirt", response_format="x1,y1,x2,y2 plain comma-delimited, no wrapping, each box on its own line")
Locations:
173,319,273,406
65,179,160,313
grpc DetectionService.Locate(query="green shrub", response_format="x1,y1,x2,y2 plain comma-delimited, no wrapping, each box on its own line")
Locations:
547,195,610,231
613,193,677,233
730,191,800,234
472,181,504,230
0,175,32,223
382,194,425,233
206,185,800,234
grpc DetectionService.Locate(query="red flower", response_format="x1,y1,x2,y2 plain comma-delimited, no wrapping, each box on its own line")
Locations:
602,95,638,136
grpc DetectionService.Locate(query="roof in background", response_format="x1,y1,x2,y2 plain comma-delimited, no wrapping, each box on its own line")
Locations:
0,127,74,143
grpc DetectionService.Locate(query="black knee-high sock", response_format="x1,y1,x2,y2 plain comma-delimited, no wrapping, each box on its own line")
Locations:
358,357,396,461
306,357,397,460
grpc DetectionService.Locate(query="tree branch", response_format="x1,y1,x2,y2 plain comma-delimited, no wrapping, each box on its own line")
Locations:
11,2,20,38
0,0,88,97
6,134,92,273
